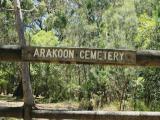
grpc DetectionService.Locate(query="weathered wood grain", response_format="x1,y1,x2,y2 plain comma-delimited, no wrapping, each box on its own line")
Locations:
1,107,160,120
136,50,160,66
22,47,136,65
32,110,160,120
0,45,160,66
0,45,21,61
0,106,23,118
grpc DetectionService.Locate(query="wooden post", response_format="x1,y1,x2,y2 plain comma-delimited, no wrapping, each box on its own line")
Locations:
13,0,34,120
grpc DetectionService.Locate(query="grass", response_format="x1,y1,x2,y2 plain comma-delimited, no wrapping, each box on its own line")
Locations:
0,94,23,102
0,95,14,101
0,94,151,111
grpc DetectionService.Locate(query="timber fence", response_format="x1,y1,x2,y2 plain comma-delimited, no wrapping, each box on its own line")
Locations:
1,106,160,120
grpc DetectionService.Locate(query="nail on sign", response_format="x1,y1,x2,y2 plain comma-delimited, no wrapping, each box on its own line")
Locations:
22,47,136,65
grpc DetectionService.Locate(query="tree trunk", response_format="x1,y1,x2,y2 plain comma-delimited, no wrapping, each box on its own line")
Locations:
13,0,34,120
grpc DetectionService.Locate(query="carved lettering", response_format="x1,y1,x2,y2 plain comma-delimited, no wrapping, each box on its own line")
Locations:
69,50,74,59
80,50,85,59
33,48,39,57
40,48,45,57
90,51,96,60
85,50,90,59
108,52,113,61
28,47,135,65
120,52,124,61
46,49,52,57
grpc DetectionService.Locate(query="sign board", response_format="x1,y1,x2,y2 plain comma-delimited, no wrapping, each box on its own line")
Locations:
22,47,136,65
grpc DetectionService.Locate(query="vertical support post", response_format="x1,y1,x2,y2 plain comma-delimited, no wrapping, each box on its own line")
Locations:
13,0,34,120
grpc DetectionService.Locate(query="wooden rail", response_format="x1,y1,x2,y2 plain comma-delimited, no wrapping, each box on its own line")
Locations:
0,45,160,66
32,110,160,120
0,106,160,120
0,106,23,118
136,50,160,66
0,45,21,61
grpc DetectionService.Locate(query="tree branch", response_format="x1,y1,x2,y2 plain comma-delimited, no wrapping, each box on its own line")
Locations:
0,7,36,13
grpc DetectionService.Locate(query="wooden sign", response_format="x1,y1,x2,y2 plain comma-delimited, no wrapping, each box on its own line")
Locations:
22,47,136,65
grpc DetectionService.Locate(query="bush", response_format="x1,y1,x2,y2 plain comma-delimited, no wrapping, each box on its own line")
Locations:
79,98,93,110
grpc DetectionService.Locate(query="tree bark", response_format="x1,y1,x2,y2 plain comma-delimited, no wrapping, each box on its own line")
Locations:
13,0,34,120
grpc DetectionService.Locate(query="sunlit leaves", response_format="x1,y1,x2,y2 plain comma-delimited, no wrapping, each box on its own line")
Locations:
135,13,157,49
31,30,58,46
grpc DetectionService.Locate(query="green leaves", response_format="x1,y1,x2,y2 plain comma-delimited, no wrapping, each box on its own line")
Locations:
54,13,67,29
0,79,8,88
135,13,157,49
31,30,58,46
101,0,137,49
4,0,12,8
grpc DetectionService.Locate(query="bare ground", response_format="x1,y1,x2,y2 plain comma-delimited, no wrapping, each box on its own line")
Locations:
0,95,79,110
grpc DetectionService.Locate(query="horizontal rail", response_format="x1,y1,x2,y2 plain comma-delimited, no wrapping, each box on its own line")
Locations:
0,106,23,118
32,110,160,120
0,45,21,61
0,106,160,120
0,45,160,66
137,50,160,66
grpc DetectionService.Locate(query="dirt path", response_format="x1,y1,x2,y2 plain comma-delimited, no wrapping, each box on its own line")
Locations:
0,100,23,107
0,100,79,110
0,95,79,110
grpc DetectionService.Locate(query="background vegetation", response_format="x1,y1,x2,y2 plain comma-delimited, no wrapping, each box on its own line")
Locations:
0,0,160,111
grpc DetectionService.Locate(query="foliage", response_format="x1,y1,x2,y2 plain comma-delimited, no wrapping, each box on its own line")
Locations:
31,30,58,46
135,13,157,49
